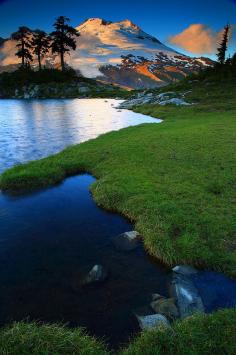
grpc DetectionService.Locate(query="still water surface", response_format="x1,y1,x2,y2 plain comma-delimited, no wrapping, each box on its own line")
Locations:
0,99,160,172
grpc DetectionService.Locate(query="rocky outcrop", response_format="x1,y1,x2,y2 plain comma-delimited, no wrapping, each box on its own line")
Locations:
158,98,190,106
98,53,214,89
0,80,124,99
118,91,191,109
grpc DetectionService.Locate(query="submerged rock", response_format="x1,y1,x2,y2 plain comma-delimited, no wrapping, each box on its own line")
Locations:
112,230,140,251
150,294,179,320
136,313,170,330
84,264,108,284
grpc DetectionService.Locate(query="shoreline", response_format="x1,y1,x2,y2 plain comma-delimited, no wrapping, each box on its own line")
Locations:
1,91,236,276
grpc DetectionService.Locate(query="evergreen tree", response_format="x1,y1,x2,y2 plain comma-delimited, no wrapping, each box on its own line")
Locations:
231,53,236,67
217,24,231,65
11,26,33,68
31,30,51,70
50,16,79,71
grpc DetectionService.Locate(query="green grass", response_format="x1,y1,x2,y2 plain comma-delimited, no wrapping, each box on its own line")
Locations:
122,308,236,355
0,321,107,355
1,309,236,354
1,79,236,276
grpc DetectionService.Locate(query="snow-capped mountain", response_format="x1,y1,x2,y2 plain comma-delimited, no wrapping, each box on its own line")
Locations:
0,18,213,89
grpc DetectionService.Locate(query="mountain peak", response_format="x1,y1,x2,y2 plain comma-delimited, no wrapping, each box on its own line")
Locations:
117,19,140,30
78,18,112,28
77,18,141,30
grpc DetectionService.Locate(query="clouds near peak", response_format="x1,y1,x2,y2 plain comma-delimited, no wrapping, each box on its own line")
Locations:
169,24,224,55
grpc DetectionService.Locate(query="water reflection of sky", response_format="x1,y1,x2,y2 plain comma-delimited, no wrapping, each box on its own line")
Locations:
0,99,160,173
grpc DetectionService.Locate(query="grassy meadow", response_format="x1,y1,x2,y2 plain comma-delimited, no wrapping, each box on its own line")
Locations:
1,79,236,276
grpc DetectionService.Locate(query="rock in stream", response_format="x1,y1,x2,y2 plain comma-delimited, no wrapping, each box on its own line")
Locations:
171,265,205,319
112,230,140,251
84,264,108,284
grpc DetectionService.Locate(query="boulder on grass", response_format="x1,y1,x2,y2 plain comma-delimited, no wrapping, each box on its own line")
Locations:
112,231,140,251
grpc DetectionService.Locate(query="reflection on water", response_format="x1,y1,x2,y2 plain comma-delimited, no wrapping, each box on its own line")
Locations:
0,174,170,348
0,99,160,173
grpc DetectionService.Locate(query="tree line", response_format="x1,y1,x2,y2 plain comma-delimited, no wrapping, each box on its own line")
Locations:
12,16,79,71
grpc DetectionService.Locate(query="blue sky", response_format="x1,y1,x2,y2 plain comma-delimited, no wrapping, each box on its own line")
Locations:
0,0,235,57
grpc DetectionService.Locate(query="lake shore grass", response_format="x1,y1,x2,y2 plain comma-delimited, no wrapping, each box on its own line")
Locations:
1,79,236,276
0,321,107,355
1,308,236,354
121,307,236,355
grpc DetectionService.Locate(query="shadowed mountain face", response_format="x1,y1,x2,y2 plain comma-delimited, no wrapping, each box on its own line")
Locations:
0,18,214,88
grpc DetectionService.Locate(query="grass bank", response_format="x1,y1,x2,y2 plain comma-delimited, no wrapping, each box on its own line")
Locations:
0,321,107,355
122,308,236,355
1,79,236,276
1,308,236,354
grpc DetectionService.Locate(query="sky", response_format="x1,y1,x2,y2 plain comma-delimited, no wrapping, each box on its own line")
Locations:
0,0,235,58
